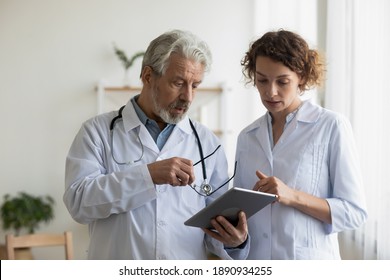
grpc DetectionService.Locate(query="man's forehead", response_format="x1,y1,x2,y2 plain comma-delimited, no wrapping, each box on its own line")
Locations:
166,55,205,76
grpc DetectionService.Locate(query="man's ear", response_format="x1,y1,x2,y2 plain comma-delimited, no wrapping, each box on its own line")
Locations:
141,66,154,85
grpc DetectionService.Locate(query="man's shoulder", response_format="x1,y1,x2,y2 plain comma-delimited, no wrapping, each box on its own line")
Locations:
189,119,220,138
81,110,117,131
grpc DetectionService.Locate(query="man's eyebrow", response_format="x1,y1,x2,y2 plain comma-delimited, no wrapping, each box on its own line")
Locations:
173,75,203,84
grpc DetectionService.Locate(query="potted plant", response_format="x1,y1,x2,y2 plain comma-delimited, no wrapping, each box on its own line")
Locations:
0,192,55,259
1,192,55,236
112,42,145,86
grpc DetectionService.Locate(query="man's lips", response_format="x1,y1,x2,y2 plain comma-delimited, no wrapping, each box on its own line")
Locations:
171,106,188,114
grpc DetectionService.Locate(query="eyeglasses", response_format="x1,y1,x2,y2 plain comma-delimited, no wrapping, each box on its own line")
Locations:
189,145,237,197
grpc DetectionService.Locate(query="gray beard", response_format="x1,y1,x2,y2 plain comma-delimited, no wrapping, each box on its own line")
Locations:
158,107,185,124
151,91,190,124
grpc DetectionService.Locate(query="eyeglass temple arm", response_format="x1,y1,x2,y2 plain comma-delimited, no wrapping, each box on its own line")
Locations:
193,145,221,166
222,160,237,187
210,160,238,195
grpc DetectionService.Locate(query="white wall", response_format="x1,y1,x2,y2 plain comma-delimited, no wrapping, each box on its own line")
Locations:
0,0,256,259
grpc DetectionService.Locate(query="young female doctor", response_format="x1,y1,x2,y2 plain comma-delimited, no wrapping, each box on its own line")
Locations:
234,30,367,259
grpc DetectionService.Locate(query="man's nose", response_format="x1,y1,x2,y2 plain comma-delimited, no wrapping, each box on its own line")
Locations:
180,85,194,102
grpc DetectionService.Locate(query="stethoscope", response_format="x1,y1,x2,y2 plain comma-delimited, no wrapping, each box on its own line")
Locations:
109,105,221,195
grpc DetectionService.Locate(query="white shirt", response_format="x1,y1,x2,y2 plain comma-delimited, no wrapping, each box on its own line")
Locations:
234,99,367,259
64,100,247,260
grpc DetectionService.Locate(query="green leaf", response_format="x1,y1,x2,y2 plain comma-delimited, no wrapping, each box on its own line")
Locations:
112,42,144,70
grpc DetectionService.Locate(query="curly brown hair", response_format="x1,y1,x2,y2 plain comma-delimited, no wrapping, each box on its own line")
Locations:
241,30,325,91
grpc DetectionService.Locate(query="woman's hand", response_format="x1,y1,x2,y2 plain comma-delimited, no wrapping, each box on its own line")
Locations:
253,170,294,206
253,170,332,224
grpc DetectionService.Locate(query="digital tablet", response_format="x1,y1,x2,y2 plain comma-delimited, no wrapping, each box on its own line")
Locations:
184,187,277,229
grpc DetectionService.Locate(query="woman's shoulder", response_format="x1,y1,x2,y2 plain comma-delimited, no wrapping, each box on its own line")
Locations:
301,99,350,125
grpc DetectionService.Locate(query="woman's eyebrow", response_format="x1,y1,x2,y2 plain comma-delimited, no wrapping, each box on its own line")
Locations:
256,71,291,78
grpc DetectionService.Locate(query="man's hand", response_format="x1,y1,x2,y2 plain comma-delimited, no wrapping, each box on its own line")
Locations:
147,157,195,186
203,211,248,248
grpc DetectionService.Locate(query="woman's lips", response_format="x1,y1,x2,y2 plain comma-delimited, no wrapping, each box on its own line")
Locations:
265,100,282,107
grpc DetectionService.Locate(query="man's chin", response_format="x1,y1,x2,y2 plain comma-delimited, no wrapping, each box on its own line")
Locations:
166,113,187,124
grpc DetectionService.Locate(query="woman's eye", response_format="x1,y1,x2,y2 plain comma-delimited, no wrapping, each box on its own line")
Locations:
278,79,290,86
257,79,267,84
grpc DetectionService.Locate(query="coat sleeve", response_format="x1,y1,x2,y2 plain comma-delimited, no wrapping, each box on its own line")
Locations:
325,115,368,233
63,121,156,225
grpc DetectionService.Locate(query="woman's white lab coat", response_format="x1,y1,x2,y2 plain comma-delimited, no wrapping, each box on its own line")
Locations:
234,100,367,259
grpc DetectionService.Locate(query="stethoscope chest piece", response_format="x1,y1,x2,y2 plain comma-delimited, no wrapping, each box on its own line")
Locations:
200,181,213,196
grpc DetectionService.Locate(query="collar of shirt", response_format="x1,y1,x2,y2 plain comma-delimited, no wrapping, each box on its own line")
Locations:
266,102,302,148
130,95,175,150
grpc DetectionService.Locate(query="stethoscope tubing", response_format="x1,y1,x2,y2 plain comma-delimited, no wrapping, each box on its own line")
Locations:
189,118,207,182
109,105,210,183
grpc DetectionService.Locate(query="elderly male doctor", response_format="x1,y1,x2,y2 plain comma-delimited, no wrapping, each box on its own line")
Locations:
64,30,248,260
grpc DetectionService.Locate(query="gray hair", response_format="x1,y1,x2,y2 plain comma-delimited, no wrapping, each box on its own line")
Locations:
141,29,212,76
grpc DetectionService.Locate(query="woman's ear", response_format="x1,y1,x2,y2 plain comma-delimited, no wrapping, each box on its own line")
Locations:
298,76,306,93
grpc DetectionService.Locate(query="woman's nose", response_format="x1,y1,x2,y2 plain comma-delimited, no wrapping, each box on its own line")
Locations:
265,83,277,97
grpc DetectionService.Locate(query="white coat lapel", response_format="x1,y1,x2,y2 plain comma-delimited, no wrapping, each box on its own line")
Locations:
273,116,299,153
160,127,185,154
138,125,159,154
160,117,191,154
255,117,273,167
122,101,159,154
